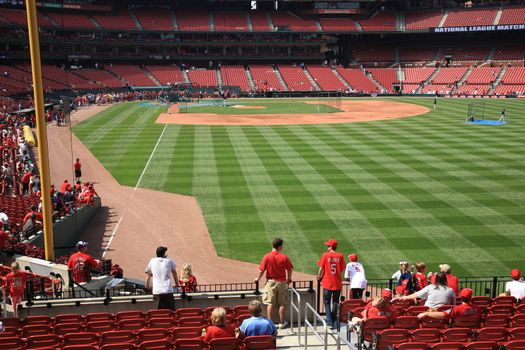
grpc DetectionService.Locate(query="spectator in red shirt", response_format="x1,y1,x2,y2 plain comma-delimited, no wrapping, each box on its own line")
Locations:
4,262,27,318
317,239,346,329
413,262,428,291
350,289,397,334
431,264,459,295
59,179,71,193
416,288,481,325
67,241,99,283
179,262,197,293
73,158,82,182
23,204,43,225
21,171,32,195
203,307,237,343
255,238,293,330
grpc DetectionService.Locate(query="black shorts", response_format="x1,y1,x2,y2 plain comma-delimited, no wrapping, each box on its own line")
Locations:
75,169,82,178
153,293,175,310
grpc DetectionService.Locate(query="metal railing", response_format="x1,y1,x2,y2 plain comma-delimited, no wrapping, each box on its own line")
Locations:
289,287,302,345
304,302,354,350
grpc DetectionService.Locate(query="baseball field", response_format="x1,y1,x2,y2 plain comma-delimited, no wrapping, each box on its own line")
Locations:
72,97,525,279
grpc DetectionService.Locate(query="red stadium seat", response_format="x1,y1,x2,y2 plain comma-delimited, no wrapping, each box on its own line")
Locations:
147,317,176,329
489,305,514,316
21,325,53,338
0,317,22,328
86,320,115,334
138,339,171,350
431,343,464,350
442,328,473,342
118,318,147,331
236,314,251,325
392,299,416,309
508,328,525,341
0,337,25,350
100,344,137,350
175,308,203,319
454,314,483,329
233,305,250,317
471,297,491,308
360,317,391,343
465,341,498,350
24,315,53,325
502,340,525,350
376,329,411,350
411,329,442,343
146,309,175,320
474,327,507,342
137,328,171,343
483,314,509,327
85,312,114,323
25,334,62,349
171,326,203,340
396,342,430,350
393,316,420,330
177,316,207,327
340,299,366,322
63,346,99,350
116,311,146,321
173,338,207,350
54,322,84,335
511,315,525,328
100,330,136,345
243,335,276,350
420,317,447,329
407,306,430,316
208,337,240,350
515,305,525,315
493,296,516,305
0,326,19,338
62,332,99,346
54,314,84,325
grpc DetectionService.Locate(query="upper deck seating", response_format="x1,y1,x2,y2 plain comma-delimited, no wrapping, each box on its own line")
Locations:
106,65,157,86
271,11,318,31
221,66,251,91
249,65,283,91
498,7,525,25
443,8,497,27
278,66,314,91
359,10,397,31
492,47,525,60
214,12,248,31
307,66,346,91
45,12,96,29
133,8,174,31
405,10,443,30
92,9,139,30
335,67,378,93
250,11,271,31
439,48,490,61
319,18,358,31
75,69,123,88
400,48,439,62
176,11,210,31
352,46,396,63
0,8,56,27
144,66,184,85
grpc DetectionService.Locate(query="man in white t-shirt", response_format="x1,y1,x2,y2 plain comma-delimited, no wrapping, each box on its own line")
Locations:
344,254,367,299
505,269,525,301
145,246,179,310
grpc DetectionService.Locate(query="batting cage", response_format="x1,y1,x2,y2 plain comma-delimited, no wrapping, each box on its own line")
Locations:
465,101,507,125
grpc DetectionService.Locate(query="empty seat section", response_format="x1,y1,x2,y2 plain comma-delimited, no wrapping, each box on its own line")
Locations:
493,84,525,95
221,66,251,91
214,12,248,31
498,7,525,25
1,8,55,27
76,69,123,88
439,48,490,61
405,10,443,30
369,68,399,92
187,70,218,87
421,84,455,94
500,67,525,84
402,84,421,93
145,66,184,85
400,48,438,62
41,65,93,89
250,11,271,31
465,67,501,84
335,68,378,93
455,84,489,95
359,10,396,31
134,8,174,31
443,9,497,27
249,65,283,91
271,11,318,31
106,65,157,86
307,66,346,91
492,47,525,60
352,46,395,63
431,67,468,84
93,9,138,30
176,11,210,31
278,66,314,91
319,18,358,31
404,68,436,83
45,12,96,29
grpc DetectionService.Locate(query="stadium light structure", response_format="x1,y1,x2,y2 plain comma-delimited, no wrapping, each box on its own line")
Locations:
25,0,55,260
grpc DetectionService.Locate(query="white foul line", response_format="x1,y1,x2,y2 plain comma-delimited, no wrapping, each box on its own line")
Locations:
102,124,168,257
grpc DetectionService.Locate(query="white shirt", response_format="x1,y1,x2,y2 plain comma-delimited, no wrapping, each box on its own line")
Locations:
506,280,525,300
0,212,8,224
145,257,176,294
345,262,367,289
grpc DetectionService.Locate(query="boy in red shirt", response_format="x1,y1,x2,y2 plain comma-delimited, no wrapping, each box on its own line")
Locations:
67,241,99,283
255,238,293,329
417,288,481,325
317,239,346,329
4,262,27,318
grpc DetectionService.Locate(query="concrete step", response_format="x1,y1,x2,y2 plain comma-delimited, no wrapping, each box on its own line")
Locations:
143,67,162,86
494,7,503,25
217,69,223,88
274,66,288,91
332,68,352,90
246,12,253,31
172,10,179,30
267,12,274,31
397,11,405,31
245,67,256,90
90,17,102,30
130,10,143,31
488,65,507,95
182,69,191,85
417,66,441,93
438,10,448,27
210,12,215,31
303,67,321,91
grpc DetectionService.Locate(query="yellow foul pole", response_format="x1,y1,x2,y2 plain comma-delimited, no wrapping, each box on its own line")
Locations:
26,0,54,260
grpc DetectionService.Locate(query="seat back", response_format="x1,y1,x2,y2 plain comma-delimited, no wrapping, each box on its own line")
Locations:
243,335,276,350
454,314,482,329
175,308,203,319
86,320,115,334
431,342,464,350
465,341,498,350
492,296,516,305
25,334,62,349
442,328,472,342
54,322,84,335
146,310,175,320
55,314,84,325
488,305,514,316
100,344,137,350
171,326,203,340
475,327,507,342
393,316,420,330
100,330,136,345
0,337,25,350
118,318,147,331
63,346,99,350
138,339,171,350
63,332,99,346
511,315,525,328
376,329,410,350
21,325,53,338
362,317,391,342
509,327,525,341
173,338,207,350
396,342,430,350
116,310,146,321
407,306,429,316
411,329,441,343
420,317,447,329
471,297,491,308
177,316,207,327
85,312,114,323
25,315,53,326
504,340,525,350
147,317,176,329
340,299,366,322
483,314,509,327
208,337,240,350
137,328,171,343
233,305,250,317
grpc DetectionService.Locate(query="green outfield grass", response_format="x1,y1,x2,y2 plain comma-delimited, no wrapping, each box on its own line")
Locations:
73,98,525,278
182,99,341,114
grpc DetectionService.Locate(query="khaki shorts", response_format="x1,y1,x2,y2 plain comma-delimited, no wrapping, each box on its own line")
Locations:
262,280,289,306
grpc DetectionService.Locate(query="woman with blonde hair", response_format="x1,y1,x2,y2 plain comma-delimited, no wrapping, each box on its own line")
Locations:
179,262,197,293
203,307,237,342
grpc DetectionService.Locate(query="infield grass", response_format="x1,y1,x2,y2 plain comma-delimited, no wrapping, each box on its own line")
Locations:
73,98,525,278
181,99,341,114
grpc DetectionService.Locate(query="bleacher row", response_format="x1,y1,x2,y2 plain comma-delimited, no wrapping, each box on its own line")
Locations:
3,64,525,96
0,306,275,350
1,6,525,32
344,296,525,350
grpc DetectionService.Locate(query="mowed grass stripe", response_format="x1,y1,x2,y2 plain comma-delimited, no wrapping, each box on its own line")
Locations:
161,126,195,194
225,127,314,265
286,124,472,275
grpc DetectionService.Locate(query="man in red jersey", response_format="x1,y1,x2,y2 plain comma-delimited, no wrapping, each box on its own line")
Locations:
416,288,481,325
430,264,459,295
67,241,99,283
4,262,27,318
317,239,346,329
255,238,293,330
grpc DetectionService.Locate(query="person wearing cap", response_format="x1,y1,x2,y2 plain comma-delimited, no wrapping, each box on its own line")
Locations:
145,246,179,310
399,272,455,310
392,261,413,297
504,269,525,300
317,239,346,328
344,253,367,299
415,288,481,324
67,241,99,283
432,264,459,295
349,289,397,334
255,238,293,330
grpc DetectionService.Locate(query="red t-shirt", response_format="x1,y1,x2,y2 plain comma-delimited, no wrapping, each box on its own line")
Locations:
6,271,27,297
60,182,69,193
204,325,236,343
23,211,43,224
413,272,428,291
0,230,8,249
74,161,81,170
21,172,32,184
317,251,346,291
179,275,197,293
67,252,98,283
365,305,397,322
260,251,293,282
430,273,459,295
448,303,482,320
